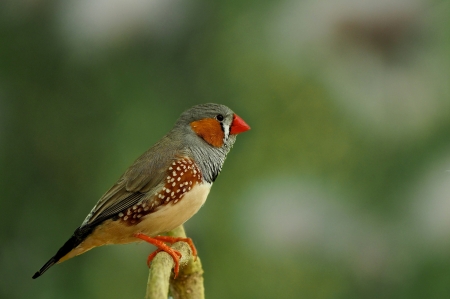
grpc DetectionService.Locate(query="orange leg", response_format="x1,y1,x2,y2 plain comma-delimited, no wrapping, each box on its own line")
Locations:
134,233,183,277
146,249,161,267
153,236,198,260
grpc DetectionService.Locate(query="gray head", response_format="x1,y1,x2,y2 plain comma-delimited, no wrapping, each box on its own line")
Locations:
172,103,250,182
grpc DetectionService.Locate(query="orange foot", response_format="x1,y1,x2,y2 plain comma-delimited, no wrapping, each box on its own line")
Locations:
134,233,197,278
153,236,198,260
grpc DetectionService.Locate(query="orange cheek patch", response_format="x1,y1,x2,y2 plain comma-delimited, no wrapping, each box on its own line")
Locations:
190,118,224,147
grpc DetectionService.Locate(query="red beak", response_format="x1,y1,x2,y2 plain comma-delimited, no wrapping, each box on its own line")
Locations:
230,114,251,135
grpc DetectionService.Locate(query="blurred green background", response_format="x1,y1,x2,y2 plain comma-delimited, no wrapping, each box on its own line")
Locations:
2,0,450,298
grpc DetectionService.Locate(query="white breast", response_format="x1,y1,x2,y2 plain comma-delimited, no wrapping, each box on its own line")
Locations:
135,182,212,236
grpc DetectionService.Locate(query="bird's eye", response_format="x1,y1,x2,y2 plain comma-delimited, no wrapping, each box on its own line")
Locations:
216,114,224,121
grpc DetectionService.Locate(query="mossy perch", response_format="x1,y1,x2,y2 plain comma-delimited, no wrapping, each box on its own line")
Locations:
146,226,205,299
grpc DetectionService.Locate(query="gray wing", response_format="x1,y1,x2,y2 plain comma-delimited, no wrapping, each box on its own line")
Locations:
81,136,186,227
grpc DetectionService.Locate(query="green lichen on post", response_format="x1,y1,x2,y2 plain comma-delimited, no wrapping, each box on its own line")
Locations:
145,226,205,299
169,256,204,299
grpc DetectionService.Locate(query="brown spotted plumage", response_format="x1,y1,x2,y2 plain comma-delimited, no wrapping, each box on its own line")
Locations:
118,158,202,226
33,103,250,279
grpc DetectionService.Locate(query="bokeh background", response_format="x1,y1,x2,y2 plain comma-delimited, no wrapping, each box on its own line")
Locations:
2,0,450,298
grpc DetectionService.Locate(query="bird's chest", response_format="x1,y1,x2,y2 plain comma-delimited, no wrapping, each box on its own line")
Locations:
95,158,212,242
136,182,212,235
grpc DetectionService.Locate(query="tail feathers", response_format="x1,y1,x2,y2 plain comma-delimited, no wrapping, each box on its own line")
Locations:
32,229,87,279
32,257,58,279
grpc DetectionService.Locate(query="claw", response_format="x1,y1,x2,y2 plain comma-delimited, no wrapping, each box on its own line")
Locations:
146,249,161,267
153,236,198,261
135,233,191,278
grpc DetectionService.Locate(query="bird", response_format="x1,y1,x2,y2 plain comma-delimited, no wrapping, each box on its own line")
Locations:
32,103,250,279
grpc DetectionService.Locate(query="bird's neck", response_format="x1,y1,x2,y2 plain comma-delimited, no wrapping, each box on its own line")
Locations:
190,144,229,183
